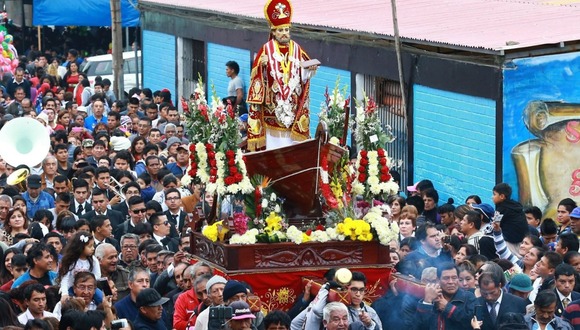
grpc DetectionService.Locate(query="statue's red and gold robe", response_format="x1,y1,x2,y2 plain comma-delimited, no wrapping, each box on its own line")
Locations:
246,39,311,151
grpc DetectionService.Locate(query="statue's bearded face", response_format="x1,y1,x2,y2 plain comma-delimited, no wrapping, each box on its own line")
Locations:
273,27,291,45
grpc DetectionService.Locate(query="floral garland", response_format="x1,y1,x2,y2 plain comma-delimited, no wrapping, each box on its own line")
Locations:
352,148,399,199
350,93,399,200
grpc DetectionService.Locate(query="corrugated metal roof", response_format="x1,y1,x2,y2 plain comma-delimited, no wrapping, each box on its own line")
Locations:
140,0,580,52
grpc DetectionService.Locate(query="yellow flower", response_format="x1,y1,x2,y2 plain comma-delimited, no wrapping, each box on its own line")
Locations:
266,212,283,232
202,220,229,242
302,233,311,243
202,224,218,242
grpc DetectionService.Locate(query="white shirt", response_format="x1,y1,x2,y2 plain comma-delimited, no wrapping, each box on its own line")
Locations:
487,290,503,316
18,309,59,324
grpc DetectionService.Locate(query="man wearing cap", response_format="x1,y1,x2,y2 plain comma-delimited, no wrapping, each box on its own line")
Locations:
134,288,169,330
569,207,580,240
222,280,264,330
195,275,228,330
229,300,257,330
166,141,189,178
508,273,534,302
22,174,55,218
246,0,317,151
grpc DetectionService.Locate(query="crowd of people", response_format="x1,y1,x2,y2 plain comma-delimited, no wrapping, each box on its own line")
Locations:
1,23,580,330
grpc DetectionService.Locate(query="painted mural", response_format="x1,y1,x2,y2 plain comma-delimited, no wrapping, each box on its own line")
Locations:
503,51,580,219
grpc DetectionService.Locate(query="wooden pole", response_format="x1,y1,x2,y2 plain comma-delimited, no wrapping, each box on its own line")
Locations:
390,0,407,117
37,26,41,52
110,0,124,99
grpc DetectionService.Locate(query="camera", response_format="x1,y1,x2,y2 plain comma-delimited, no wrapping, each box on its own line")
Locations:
209,306,233,320
208,306,233,330
111,319,128,330
442,236,451,244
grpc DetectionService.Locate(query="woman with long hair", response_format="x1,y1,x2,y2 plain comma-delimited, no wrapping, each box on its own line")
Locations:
61,62,81,93
0,208,29,245
387,195,405,223
0,247,20,285
56,110,71,131
131,136,147,162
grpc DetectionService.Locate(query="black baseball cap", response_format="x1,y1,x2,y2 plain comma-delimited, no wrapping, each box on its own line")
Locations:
136,288,169,308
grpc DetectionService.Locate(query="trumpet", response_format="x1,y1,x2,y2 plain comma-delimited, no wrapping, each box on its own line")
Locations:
7,168,29,193
107,176,126,202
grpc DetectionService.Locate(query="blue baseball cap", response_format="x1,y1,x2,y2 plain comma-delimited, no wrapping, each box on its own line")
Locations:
571,207,580,219
472,203,495,222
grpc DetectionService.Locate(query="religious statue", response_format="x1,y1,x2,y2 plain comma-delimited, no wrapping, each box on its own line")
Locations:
246,0,318,151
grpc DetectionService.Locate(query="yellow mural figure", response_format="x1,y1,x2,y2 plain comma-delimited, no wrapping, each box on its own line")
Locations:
512,101,580,218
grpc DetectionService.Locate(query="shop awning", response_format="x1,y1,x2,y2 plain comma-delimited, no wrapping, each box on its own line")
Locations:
33,0,140,27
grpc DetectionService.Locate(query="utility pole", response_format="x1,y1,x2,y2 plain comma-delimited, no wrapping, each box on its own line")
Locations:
110,0,124,99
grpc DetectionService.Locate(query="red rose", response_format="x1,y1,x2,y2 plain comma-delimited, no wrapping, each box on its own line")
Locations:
379,158,387,165
188,169,197,177
205,143,213,150
210,168,217,176
228,159,235,166
207,151,215,159
189,144,195,152
306,229,312,236
191,163,197,169
209,159,217,167
316,224,325,231
360,150,368,157
360,158,369,166
380,174,389,182
358,173,366,182
229,167,238,174
226,150,235,158
358,166,366,173
377,148,385,157
380,167,389,174
224,177,235,185
234,173,243,181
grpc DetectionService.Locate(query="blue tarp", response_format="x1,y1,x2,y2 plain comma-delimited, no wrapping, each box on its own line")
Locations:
33,0,140,27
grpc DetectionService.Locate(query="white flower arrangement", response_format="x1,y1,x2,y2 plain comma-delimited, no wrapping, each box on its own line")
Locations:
325,227,345,241
363,206,400,246
310,230,331,243
230,228,260,245
195,143,209,183
286,225,304,244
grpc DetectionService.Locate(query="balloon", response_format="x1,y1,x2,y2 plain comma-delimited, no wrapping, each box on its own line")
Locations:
0,35,5,43
5,35,13,44
2,51,8,59
11,58,17,68
2,42,7,51
2,65,10,73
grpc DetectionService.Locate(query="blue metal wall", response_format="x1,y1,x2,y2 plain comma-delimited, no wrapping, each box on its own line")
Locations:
142,30,176,101
207,43,251,101
413,84,496,204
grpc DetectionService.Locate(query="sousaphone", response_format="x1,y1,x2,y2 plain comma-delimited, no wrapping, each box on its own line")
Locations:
0,117,51,168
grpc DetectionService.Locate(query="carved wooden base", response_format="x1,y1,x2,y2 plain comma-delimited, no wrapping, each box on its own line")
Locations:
191,232,391,271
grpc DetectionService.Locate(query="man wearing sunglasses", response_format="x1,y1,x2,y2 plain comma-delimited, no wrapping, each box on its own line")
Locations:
150,212,179,252
114,196,148,241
